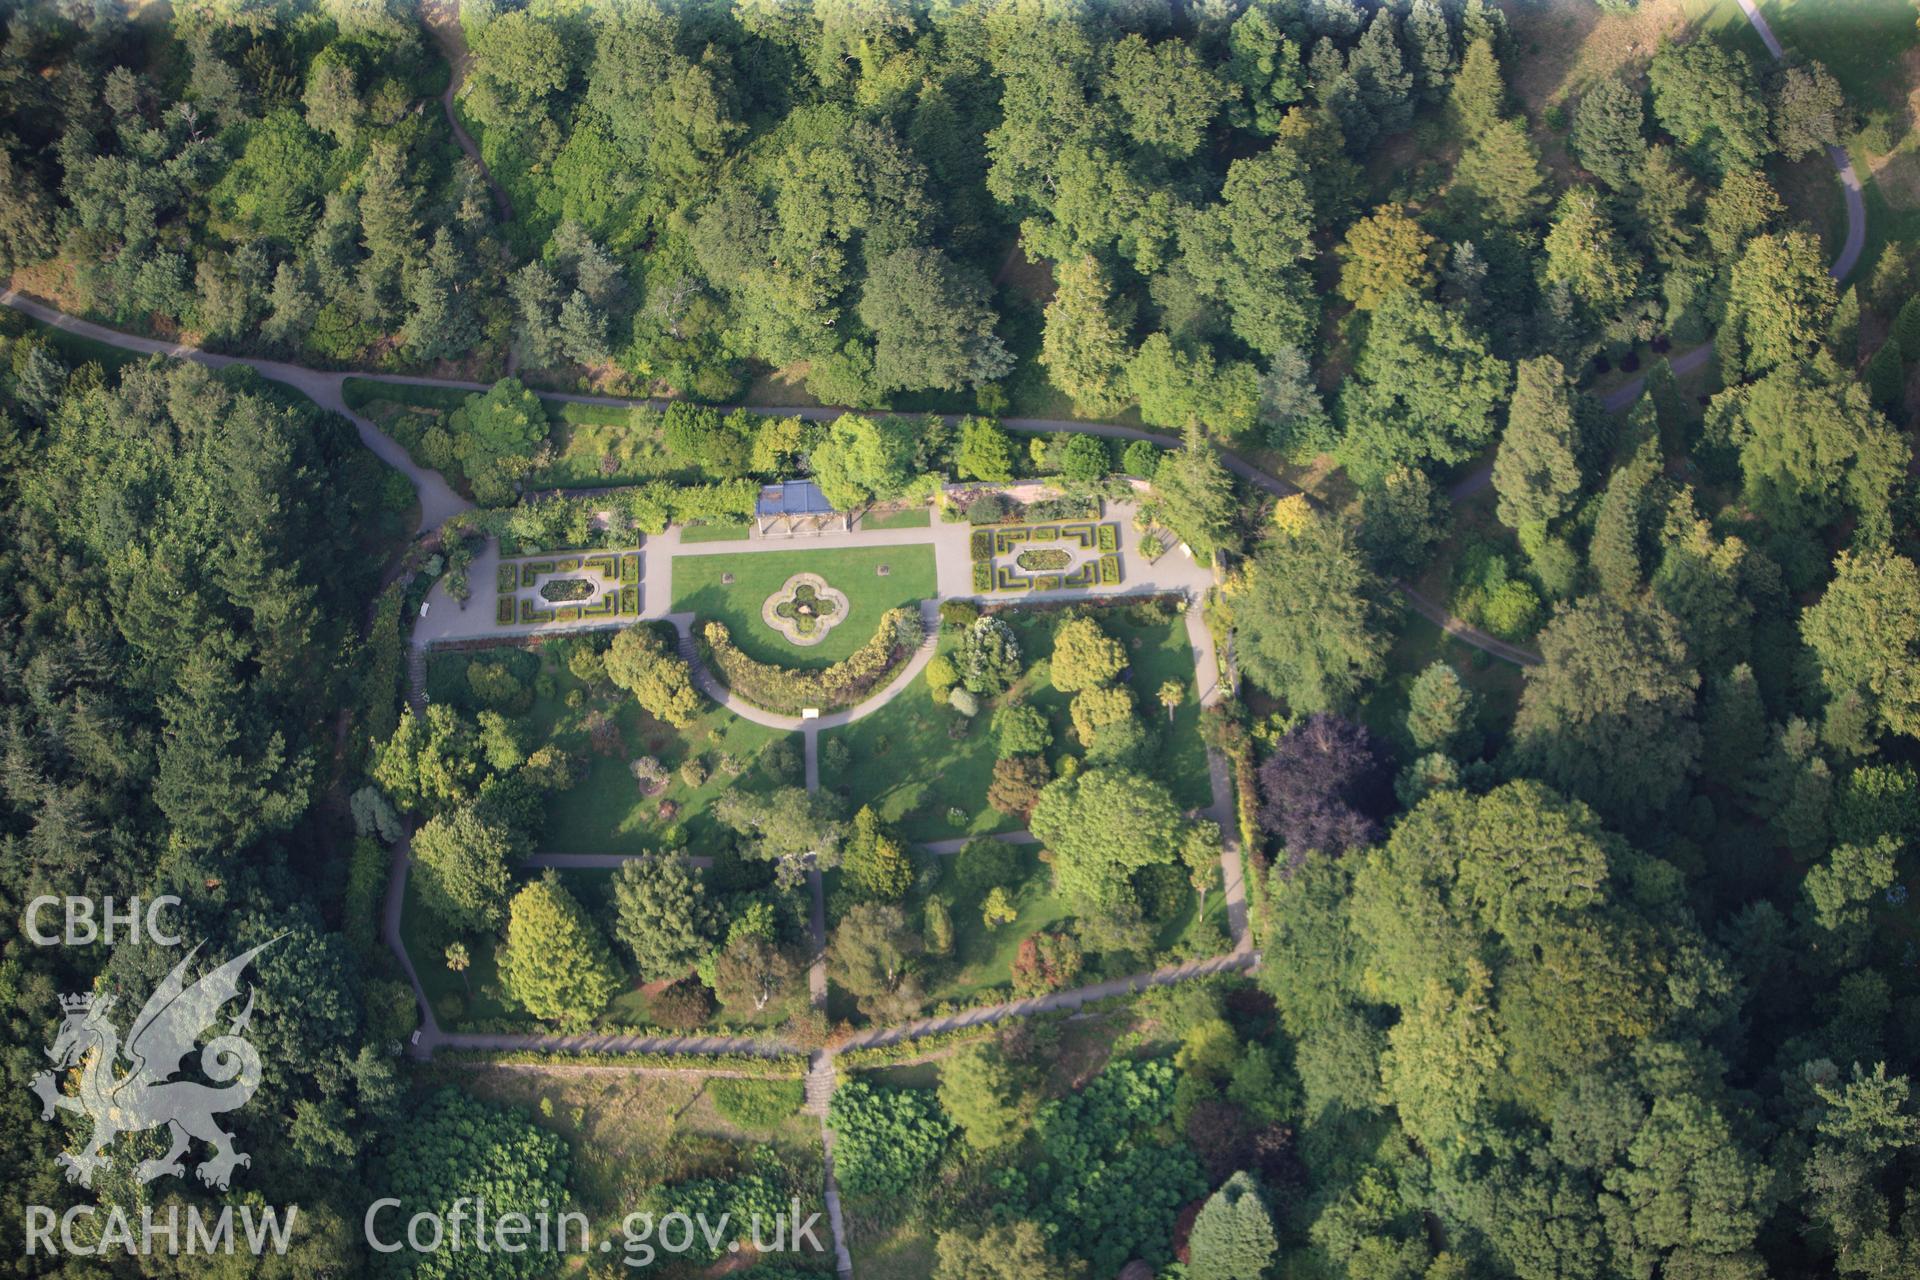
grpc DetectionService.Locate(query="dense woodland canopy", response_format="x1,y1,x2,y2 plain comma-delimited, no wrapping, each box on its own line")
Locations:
1,0,1919,1278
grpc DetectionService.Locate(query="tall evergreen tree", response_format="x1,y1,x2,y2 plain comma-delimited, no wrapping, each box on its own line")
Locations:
1187,1171,1280,1280
1493,356,1583,539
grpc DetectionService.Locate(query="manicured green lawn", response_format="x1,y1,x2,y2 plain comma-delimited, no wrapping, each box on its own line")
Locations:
861,506,931,530
923,845,1074,1004
821,604,1210,843
678,521,753,543
671,545,937,668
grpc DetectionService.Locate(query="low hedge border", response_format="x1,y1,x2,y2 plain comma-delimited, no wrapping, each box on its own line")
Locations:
703,607,925,715
440,1049,807,1077
834,1024,997,1070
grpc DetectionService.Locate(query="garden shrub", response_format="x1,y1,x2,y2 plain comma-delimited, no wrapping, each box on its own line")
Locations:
827,1081,953,1197
939,600,981,629
648,979,715,1029
924,653,958,701
1013,1059,1206,1272
704,608,925,715
972,561,993,592
710,1078,804,1131
1122,439,1163,477
1011,931,1084,995
949,837,1022,896
342,838,387,959
967,493,1011,524
1451,541,1542,642
1134,861,1190,922
759,738,802,784
970,529,994,561
654,1171,792,1261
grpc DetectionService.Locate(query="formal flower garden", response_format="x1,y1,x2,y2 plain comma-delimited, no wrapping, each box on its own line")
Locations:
970,521,1122,593
495,550,641,625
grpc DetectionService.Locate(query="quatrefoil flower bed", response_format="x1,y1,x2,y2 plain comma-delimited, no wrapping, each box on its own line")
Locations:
761,573,850,646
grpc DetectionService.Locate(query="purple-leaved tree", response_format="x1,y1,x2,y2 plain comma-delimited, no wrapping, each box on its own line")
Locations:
1256,714,1390,872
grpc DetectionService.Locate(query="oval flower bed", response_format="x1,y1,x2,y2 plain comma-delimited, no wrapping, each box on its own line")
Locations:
1015,548,1072,572
539,577,595,603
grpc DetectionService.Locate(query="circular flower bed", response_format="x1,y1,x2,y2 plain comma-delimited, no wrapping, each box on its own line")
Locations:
1015,549,1072,572
762,573,851,646
540,577,594,603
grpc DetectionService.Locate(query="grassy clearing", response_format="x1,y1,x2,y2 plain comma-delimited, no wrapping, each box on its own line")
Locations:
820,628,1009,843
850,1229,940,1280
708,1077,805,1130
1748,0,1920,278
854,1061,944,1089
677,521,752,543
1506,0,1919,281
1361,611,1529,759
822,604,1210,843
671,545,938,668
923,844,1076,1005
861,506,932,530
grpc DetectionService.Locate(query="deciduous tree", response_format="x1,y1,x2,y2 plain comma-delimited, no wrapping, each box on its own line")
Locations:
1336,204,1436,310
1512,597,1702,824
1803,548,1920,743
606,625,702,728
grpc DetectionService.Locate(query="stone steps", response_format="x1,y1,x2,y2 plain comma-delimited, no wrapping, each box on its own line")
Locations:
803,1051,836,1117
406,646,428,714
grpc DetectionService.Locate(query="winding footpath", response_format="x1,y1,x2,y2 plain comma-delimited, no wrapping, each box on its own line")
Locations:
421,0,513,223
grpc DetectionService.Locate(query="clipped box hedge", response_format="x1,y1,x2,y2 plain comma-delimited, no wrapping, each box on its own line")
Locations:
970,529,994,561
495,597,517,626
704,607,923,714
440,1048,806,1077
972,561,993,592
1097,523,1119,552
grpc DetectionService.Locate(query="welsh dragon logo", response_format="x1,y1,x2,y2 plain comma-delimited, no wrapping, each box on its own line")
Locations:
30,938,280,1191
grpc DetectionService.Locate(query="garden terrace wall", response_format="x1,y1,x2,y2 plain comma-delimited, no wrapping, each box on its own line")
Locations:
702,607,924,715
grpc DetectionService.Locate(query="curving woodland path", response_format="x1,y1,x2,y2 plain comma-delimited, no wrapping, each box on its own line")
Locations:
421,0,513,223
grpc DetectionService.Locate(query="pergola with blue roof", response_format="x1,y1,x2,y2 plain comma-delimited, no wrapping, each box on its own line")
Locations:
756,479,850,537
